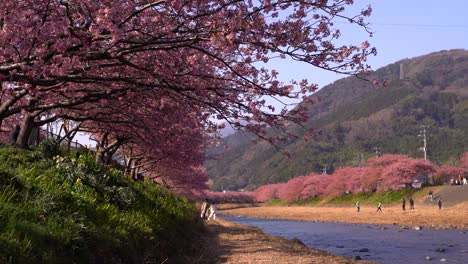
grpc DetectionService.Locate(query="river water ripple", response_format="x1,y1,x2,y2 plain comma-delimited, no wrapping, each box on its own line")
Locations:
221,214,468,264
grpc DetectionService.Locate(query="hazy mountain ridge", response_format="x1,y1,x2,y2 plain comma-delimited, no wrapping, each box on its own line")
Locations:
206,49,468,191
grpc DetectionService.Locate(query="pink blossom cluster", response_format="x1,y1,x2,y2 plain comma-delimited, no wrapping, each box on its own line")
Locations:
254,154,468,202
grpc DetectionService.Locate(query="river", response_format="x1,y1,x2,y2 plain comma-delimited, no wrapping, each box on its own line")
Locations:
222,214,468,264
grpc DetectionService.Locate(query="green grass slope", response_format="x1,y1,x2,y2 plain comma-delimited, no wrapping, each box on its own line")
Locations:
0,143,201,264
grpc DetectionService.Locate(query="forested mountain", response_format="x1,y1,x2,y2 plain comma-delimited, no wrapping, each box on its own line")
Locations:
206,49,468,191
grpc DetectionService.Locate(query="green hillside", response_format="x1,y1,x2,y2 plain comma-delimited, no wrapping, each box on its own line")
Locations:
206,49,468,191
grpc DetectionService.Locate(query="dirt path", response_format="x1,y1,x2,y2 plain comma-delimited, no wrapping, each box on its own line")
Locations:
422,185,468,206
196,218,372,264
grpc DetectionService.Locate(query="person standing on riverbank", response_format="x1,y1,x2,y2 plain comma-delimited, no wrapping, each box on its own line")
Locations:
376,202,382,212
401,198,406,211
201,199,210,220
356,201,360,212
438,198,442,210
409,197,414,210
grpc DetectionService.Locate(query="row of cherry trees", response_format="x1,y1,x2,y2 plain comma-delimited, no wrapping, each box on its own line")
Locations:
254,154,468,202
180,153,468,203
0,0,375,193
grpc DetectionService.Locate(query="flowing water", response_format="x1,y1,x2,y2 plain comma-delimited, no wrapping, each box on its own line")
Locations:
222,214,468,264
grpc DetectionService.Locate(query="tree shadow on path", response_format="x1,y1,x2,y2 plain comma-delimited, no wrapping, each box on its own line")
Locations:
190,218,368,264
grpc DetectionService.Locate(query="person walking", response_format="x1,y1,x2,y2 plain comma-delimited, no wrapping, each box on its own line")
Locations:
376,202,382,212
402,198,406,211
356,201,360,213
428,190,433,201
409,197,415,210
200,199,210,220
438,198,442,210
207,203,217,221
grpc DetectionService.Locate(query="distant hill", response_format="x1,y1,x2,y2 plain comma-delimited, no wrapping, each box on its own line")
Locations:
206,49,468,191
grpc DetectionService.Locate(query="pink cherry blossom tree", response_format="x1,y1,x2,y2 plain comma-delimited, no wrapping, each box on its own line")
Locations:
1,0,377,193
277,176,306,201
1,0,375,146
252,155,439,202
254,183,286,202
380,158,435,190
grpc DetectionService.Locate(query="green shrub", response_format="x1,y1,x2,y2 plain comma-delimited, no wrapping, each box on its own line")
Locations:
33,139,61,160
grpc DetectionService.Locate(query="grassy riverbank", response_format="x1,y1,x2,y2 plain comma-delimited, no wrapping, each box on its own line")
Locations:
0,144,203,263
265,189,425,206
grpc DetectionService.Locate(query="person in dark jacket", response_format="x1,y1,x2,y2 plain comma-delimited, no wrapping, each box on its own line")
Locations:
409,197,415,210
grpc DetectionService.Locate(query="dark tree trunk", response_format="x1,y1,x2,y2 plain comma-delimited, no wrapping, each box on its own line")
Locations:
16,114,35,148
105,148,116,165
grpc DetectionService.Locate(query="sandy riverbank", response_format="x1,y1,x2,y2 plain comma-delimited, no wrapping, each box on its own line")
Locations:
220,202,468,229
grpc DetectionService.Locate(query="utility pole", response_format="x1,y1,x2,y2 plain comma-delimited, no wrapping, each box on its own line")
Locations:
359,153,365,167
322,165,328,174
418,125,428,160
373,146,381,158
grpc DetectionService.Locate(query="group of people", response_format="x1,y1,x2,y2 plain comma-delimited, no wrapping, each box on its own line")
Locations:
355,201,387,213
355,194,443,213
200,199,217,221
450,174,468,186
401,197,415,211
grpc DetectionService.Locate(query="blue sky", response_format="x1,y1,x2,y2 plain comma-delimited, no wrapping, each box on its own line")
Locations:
263,0,468,111
362,0,467,70
273,0,468,89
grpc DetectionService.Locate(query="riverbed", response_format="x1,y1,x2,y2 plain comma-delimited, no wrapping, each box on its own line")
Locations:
222,214,468,264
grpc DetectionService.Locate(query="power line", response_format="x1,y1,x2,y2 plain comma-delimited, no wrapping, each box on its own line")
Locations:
373,146,381,158
370,23,468,29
